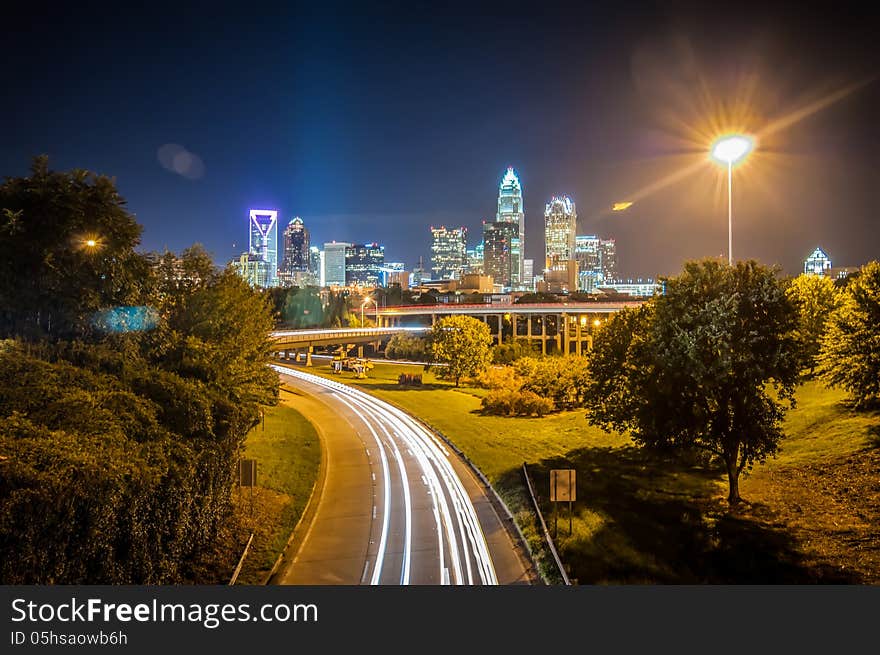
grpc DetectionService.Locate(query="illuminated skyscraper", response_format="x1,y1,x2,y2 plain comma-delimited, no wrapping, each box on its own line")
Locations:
281,217,309,274
323,242,349,287
309,246,323,286
482,220,517,289
430,226,467,280
345,243,385,287
804,247,832,275
496,167,525,288
544,196,576,269
248,209,278,286
575,235,617,292
465,242,484,275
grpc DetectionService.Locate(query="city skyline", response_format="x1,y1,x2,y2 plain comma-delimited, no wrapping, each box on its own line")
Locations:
2,3,878,279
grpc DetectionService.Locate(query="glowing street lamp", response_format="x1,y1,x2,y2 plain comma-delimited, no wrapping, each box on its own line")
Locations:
710,134,754,265
361,297,377,327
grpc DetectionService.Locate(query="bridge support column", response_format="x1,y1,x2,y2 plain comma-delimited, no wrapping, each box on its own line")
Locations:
575,318,582,357
358,345,364,359
497,314,503,345
306,346,313,367
542,314,548,355
562,313,570,354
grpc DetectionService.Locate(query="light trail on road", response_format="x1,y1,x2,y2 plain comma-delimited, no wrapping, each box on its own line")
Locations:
273,365,498,585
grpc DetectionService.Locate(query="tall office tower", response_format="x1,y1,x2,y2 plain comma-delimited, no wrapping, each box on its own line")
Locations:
430,226,468,280
323,242,350,287
523,259,534,290
482,220,518,289
575,235,618,291
599,238,617,282
544,196,577,269
248,209,278,286
575,235,601,292
804,247,832,275
412,256,425,286
465,242,485,274
496,167,525,287
281,216,309,274
345,243,385,287
308,246,323,285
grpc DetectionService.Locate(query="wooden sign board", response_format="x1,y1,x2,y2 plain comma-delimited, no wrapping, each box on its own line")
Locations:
239,459,257,487
550,469,576,502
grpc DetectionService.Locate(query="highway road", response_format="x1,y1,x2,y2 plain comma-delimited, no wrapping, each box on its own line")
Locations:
272,364,533,585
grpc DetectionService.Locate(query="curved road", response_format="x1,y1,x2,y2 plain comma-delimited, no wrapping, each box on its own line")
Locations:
272,364,532,585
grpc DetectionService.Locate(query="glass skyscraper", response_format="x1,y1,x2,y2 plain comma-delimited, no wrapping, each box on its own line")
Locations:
323,242,349,287
345,243,385,287
804,247,832,275
482,220,518,289
430,226,467,280
575,235,617,291
248,209,278,286
544,196,576,269
495,167,525,288
281,216,309,274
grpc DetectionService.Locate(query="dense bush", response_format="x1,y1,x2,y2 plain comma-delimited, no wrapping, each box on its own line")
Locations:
514,355,591,410
481,388,554,417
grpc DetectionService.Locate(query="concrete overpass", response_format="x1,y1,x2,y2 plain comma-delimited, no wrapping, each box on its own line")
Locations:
369,301,644,355
269,326,428,365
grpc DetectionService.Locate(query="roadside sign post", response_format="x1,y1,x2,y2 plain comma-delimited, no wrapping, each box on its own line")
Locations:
239,459,257,522
550,469,576,537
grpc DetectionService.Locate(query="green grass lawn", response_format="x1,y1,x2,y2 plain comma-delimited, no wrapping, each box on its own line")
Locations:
231,400,321,584
291,358,880,583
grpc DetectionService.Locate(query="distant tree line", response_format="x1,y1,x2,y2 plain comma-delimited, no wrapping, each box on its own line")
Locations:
0,157,278,583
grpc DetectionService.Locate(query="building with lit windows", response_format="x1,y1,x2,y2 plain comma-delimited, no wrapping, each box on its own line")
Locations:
544,196,576,268
430,226,467,280
323,242,349,287
248,209,278,286
523,259,534,290
482,220,518,290
496,167,525,288
598,279,660,298
465,242,484,275
309,246,323,286
345,243,385,287
804,247,832,275
575,235,617,291
281,217,309,274
231,253,273,289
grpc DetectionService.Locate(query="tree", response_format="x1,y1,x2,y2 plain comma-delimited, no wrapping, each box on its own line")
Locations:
385,332,428,361
429,315,493,386
818,261,880,408
587,260,800,504
0,156,150,338
785,273,840,374
281,287,324,328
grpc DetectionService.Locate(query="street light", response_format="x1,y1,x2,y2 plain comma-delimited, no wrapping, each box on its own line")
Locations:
361,297,377,327
710,134,754,265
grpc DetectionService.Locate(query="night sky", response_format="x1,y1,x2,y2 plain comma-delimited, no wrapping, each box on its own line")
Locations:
3,1,878,278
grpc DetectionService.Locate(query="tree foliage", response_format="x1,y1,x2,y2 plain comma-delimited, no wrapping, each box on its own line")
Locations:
0,159,279,582
818,261,880,408
0,156,150,338
385,332,428,361
785,273,840,374
587,260,800,504
429,315,493,386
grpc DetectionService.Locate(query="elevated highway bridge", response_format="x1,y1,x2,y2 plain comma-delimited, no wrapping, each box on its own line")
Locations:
269,301,644,362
